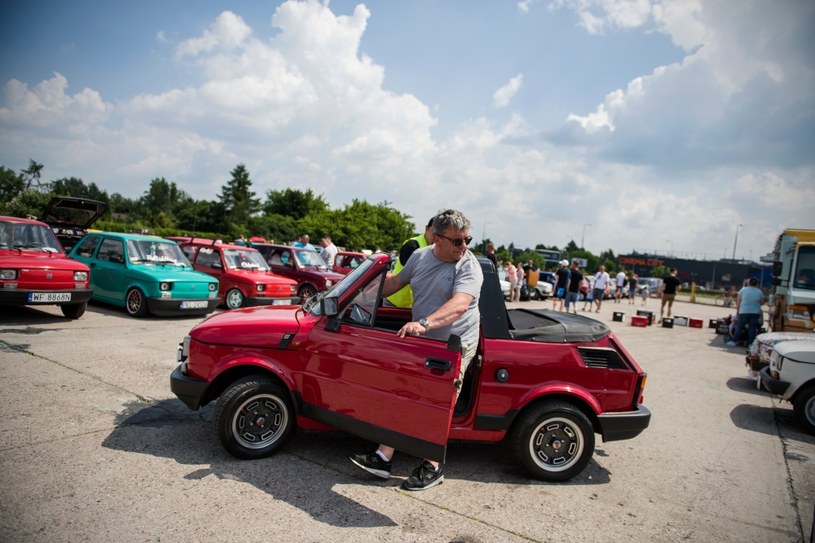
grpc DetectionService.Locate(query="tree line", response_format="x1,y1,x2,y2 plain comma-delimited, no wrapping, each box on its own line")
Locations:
1,159,623,272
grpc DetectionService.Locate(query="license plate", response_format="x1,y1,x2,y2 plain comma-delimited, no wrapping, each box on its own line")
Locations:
272,299,292,305
28,292,71,303
180,300,208,309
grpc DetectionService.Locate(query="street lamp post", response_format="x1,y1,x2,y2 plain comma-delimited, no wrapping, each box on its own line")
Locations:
732,224,743,261
582,224,591,249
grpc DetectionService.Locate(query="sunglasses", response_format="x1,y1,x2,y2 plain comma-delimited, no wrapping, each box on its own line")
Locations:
435,233,473,247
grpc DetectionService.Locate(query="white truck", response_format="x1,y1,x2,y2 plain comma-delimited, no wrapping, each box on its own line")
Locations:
770,228,815,332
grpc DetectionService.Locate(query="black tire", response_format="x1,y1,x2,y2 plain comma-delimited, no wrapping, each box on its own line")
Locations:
125,288,149,317
60,302,87,319
510,400,595,482
225,288,244,309
214,376,296,459
298,284,317,302
529,288,540,301
793,385,815,434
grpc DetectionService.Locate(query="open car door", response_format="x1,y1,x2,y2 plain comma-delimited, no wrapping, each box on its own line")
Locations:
301,267,461,463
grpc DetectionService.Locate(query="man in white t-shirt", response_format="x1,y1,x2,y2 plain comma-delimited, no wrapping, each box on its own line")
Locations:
615,270,626,303
319,235,338,268
593,265,610,313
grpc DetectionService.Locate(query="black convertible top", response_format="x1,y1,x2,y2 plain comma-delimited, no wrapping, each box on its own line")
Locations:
476,255,610,343
507,308,611,343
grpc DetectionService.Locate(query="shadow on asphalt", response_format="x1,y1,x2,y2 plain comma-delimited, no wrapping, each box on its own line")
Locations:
102,398,613,526
730,402,815,446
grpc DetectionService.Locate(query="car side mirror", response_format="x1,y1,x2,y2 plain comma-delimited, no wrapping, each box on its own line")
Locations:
322,295,340,333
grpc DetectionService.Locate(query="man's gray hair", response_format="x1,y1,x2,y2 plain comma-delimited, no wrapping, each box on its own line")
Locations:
432,209,471,234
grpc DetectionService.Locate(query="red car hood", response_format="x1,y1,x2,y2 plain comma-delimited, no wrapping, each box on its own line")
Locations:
190,305,306,348
0,250,89,271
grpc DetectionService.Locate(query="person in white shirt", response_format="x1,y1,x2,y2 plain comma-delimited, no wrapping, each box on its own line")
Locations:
593,265,611,313
615,270,626,303
319,235,338,268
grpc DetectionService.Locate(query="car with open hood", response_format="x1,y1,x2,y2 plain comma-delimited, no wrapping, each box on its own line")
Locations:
1,215,92,319
42,196,108,252
68,232,219,317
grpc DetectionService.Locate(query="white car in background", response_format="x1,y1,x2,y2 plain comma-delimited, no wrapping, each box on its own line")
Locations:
760,339,815,434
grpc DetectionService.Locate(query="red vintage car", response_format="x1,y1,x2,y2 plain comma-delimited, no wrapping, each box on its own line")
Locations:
171,253,650,481
173,238,298,310
332,250,366,275
1,215,92,318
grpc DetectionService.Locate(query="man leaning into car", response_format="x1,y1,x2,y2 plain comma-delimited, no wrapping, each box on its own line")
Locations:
349,208,483,491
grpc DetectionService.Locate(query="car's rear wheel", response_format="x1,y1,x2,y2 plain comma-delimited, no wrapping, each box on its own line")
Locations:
214,376,296,459
793,385,815,434
125,288,149,317
298,284,317,302
511,400,595,482
225,288,244,309
60,302,87,319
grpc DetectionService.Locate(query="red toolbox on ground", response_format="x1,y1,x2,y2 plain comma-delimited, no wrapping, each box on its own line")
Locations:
689,318,703,328
631,315,648,327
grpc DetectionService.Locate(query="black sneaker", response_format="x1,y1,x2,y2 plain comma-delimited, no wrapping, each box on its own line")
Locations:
349,452,392,479
400,461,444,491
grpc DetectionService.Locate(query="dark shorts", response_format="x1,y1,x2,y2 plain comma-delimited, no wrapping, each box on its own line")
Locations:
662,293,676,303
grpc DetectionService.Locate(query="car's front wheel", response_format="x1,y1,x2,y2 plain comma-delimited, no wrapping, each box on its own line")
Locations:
793,385,815,434
298,284,317,302
125,288,149,317
61,302,87,319
225,288,244,309
510,400,595,482
214,376,296,459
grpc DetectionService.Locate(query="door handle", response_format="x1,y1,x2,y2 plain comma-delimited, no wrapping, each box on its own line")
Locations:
425,357,451,371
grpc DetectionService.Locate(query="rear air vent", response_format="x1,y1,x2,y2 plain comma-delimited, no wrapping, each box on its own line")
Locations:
578,347,628,370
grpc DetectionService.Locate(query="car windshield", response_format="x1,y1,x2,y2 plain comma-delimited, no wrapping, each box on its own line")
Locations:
295,249,329,269
306,256,376,315
127,240,190,267
224,249,269,271
793,246,815,290
0,221,62,253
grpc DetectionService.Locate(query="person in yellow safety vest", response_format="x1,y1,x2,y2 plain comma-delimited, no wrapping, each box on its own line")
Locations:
386,218,435,308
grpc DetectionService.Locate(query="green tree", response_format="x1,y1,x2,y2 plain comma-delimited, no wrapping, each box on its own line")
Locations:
0,166,24,208
264,188,328,220
219,165,260,233
50,178,109,203
136,178,190,226
21,159,45,190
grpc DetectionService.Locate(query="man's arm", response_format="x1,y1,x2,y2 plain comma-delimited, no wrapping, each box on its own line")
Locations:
397,291,474,338
380,272,407,298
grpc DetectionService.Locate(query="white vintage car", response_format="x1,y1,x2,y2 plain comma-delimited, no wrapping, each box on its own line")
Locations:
760,339,815,434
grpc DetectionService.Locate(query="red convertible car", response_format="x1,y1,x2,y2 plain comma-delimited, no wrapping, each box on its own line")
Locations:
172,253,650,481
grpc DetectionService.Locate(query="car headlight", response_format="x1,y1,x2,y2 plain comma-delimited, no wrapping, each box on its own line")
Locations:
208,283,217,291
0,269,18,280
73,271,88,282
160,282,172,291
290,284,296,292
257,284,265,292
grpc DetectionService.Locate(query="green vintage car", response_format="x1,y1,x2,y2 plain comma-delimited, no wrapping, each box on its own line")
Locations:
68,232,220,317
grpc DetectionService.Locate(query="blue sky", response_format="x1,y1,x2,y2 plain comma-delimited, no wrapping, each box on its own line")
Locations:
2,0,813,263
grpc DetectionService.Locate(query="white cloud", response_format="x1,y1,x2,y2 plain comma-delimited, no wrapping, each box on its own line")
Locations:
493,74,524,108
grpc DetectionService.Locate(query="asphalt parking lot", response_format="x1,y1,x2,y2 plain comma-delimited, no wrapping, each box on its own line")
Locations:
0,296,813,543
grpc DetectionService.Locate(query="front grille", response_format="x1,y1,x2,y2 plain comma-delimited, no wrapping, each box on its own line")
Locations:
578,347,628,370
